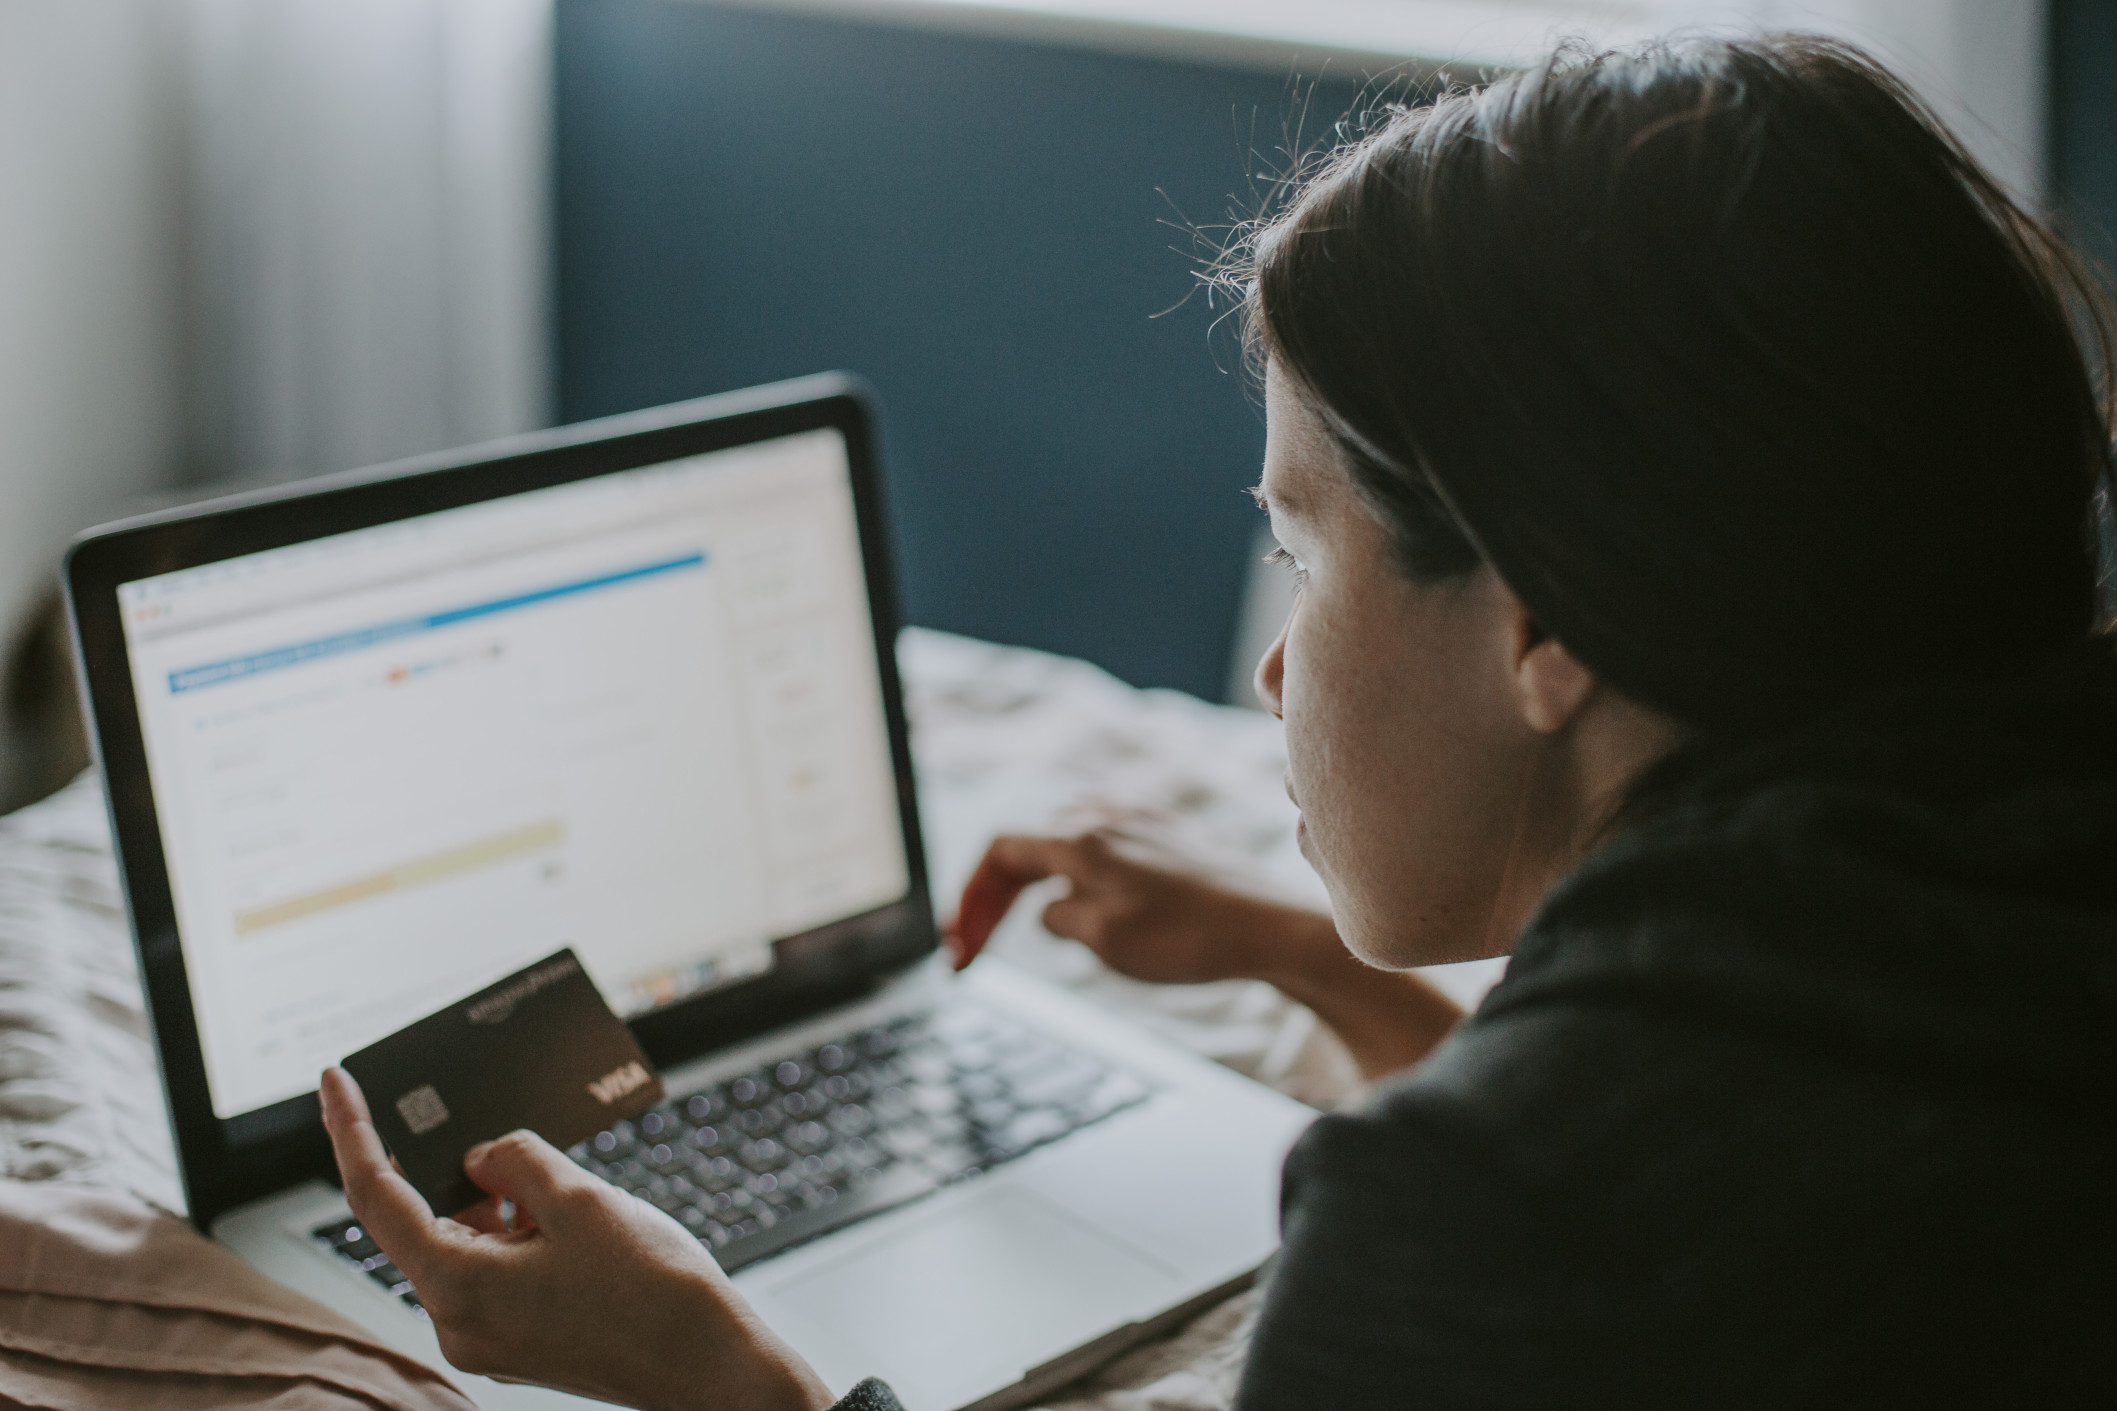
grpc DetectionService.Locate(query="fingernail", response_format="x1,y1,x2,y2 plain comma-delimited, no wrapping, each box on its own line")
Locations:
466,1141,493,1164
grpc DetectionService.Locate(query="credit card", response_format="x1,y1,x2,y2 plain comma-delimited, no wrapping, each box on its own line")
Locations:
341,948,664,1214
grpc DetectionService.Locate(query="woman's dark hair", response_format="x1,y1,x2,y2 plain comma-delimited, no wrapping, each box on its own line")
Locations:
1235,35,2117,736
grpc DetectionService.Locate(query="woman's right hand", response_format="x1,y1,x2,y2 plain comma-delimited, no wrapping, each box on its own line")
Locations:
946,828,1339,983
948,828,1464,1079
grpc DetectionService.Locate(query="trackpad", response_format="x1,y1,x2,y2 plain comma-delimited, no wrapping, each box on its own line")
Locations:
757,1184,1184,1409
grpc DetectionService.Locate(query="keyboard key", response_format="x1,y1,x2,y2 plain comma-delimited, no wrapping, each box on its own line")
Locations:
1075,1072,1151,1122
956,1071,1005,1103
968,1098,1016,1129
1010,1059,1104,1108
882,1125,934,1159
1001,1109,1070,1152
919,1140,986,1180
738,1138,785,1171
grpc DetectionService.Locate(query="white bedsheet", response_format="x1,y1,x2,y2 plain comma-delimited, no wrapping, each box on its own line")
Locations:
0,773,179,1211
0,628,1505,1407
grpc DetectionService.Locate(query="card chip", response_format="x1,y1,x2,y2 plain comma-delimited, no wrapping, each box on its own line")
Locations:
396,1085,450,1135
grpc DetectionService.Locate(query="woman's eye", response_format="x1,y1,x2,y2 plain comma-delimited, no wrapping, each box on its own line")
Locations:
1264,545,1308,588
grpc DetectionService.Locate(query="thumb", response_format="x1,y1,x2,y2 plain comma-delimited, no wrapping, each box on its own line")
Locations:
462,1130,594,1223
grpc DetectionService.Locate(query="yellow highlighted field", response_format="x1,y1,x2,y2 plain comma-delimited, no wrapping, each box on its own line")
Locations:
233,818,563,936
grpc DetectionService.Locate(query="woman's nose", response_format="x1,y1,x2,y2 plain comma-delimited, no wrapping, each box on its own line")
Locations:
1253,617,1288,720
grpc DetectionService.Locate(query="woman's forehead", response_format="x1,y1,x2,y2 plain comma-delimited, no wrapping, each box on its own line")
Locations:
1263,370,1336,497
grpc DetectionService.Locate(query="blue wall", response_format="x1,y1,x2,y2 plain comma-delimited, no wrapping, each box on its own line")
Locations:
2052,0,2117,275
555,0,1364,698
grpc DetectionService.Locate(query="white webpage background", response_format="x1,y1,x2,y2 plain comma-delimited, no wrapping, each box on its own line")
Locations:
120,430,909,1119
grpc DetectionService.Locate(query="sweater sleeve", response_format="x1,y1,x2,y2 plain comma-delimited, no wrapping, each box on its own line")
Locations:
826,1377,905,1411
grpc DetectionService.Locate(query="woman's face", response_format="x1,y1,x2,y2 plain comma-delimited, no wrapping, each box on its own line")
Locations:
1252,362,1582,970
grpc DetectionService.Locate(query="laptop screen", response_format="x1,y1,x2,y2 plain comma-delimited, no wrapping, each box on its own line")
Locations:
115,427,912,1122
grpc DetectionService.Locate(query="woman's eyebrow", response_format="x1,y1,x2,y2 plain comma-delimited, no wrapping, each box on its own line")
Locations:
1250,480,1308,518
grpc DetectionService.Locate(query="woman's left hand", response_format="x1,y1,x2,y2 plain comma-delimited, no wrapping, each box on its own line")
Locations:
319,1067,833,1411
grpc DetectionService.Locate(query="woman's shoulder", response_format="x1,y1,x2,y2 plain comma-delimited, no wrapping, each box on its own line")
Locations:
1285,992,1785,1235
1256,934,2117,1408
1480,643,2117,1110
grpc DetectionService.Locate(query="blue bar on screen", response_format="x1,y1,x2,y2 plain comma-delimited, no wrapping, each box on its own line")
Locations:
166,551,707,695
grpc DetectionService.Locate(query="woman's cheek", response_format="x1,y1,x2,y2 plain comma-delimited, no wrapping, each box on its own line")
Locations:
1295,613,1407,898
1276,643,1320,856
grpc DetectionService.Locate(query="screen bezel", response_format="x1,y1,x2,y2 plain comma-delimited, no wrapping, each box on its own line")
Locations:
65,374,938,1228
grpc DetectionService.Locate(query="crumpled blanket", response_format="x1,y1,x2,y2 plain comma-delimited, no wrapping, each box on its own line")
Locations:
0,629,1507,1410
0,1179,473,1410
0,773,179,1211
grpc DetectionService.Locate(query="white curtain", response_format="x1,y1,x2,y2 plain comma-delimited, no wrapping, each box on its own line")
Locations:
0,0,183,651
181,0,554,485
1660,0,2046,202
0,0,552,650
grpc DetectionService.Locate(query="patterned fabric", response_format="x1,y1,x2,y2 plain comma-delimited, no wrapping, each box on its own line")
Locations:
0,774,180,1209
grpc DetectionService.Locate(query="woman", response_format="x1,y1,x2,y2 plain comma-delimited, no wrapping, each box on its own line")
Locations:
321,34,2117,1409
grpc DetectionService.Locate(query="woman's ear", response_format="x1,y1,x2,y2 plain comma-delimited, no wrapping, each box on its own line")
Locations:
1511,604,1597,734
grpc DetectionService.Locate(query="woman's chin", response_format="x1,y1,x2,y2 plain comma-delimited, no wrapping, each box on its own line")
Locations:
1334,924,1405,972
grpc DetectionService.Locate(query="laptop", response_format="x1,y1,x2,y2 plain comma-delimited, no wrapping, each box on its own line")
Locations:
64,374,1316,1411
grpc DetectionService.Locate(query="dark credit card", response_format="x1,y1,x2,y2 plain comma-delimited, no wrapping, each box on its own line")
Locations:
341,948,663,1214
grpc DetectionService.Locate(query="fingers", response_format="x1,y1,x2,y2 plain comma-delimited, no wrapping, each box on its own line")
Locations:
947,834,1108,968
462,1130,596,1225
452,1195,515,1236
320,1067,439,1267
1038,894,1106,949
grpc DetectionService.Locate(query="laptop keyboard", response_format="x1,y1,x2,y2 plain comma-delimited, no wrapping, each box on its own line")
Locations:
315,1000,1151,1308
314,1219,425,1313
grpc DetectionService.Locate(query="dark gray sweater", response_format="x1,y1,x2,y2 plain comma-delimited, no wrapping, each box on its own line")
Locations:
835,641,2117,1411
